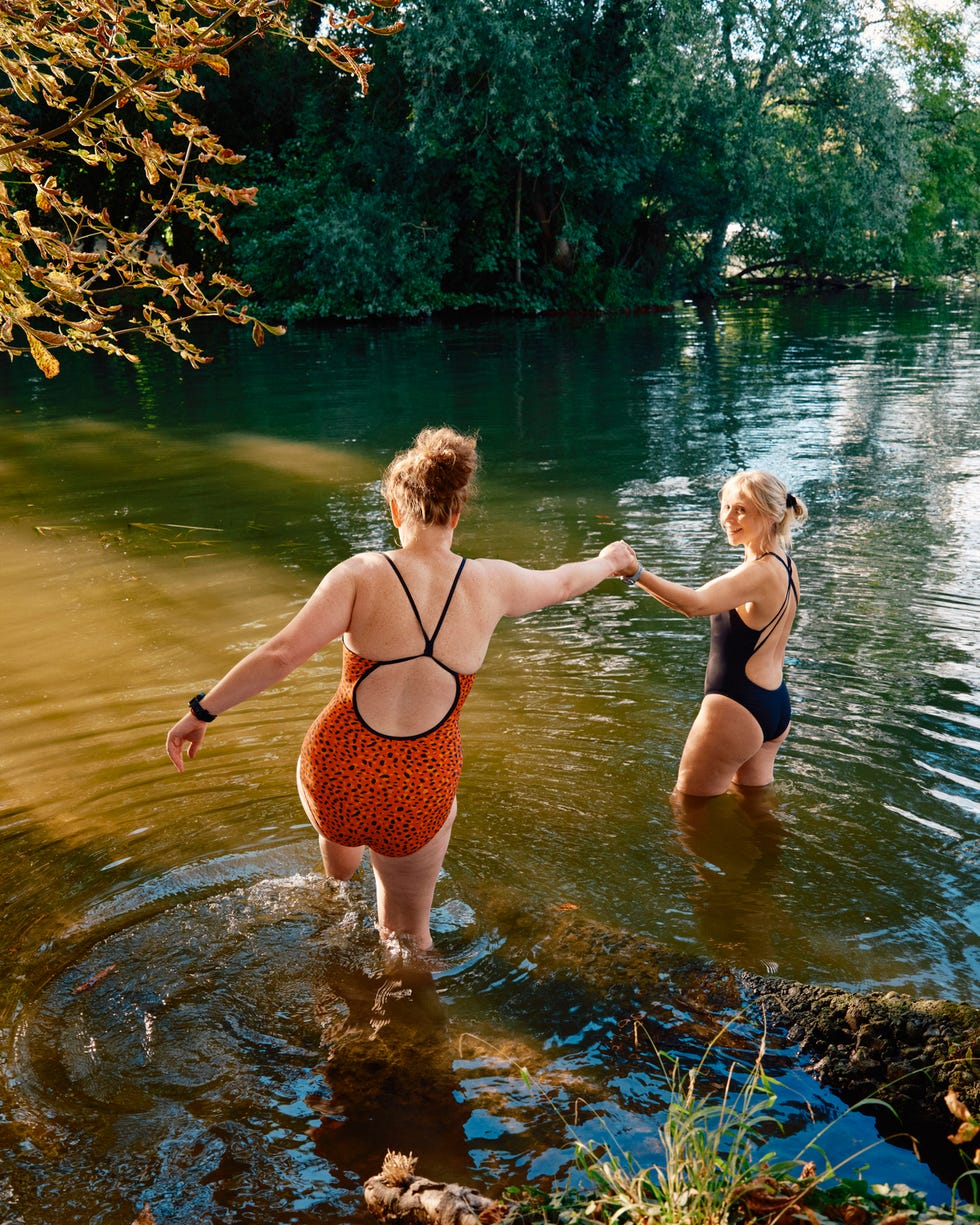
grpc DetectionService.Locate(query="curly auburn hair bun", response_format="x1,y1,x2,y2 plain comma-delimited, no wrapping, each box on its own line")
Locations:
381,427,479,526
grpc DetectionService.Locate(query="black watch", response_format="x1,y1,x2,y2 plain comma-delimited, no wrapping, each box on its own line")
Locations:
189,693,216,723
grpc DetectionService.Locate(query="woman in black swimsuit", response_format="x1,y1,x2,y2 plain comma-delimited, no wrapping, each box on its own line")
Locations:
620,470,807,797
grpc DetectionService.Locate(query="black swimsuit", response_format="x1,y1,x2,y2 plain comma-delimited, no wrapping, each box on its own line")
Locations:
703,552,798,742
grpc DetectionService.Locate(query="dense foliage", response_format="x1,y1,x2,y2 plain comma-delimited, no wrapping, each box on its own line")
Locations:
0,0,402,374
213,0,980,323
3,0,979,368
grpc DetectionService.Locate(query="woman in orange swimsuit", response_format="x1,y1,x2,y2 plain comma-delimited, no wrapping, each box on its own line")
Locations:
617,470,807,798
166,427,633,951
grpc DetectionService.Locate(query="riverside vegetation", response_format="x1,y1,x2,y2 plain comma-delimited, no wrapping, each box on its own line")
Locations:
362,1024,980,1225
3,1,980,375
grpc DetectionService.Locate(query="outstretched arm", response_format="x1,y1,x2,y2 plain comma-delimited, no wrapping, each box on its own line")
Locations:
485,540,635,619
631,556,774,618
165,557,359,771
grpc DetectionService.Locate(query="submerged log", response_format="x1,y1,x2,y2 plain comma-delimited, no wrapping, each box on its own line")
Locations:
742,977,980,1134
363,1151,503,1224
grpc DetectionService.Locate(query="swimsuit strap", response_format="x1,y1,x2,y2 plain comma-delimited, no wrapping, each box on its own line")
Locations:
382,554,467,658
427,557,467,647
751,551,798,654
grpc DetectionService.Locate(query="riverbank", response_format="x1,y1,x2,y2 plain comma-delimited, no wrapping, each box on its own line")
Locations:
743,975,980,1176
475,900,980,1198
357,925,980,1224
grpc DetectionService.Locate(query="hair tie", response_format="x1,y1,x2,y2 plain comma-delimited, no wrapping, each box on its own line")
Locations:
786,493,797,510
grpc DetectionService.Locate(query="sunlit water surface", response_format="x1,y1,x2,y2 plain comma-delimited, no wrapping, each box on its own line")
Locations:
1,293,978,1223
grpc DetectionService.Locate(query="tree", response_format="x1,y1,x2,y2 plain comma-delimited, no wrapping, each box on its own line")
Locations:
225,0,662,319
880,0,980,278
171,0,979,323
218,19,458,324
349,0,659,311
0,0,403,376
630,0,914,292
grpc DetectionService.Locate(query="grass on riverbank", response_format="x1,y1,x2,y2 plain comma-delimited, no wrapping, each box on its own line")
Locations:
501,1028,980,1225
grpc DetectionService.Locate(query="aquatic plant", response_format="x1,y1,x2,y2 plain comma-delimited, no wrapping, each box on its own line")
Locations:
501,1025,980,1225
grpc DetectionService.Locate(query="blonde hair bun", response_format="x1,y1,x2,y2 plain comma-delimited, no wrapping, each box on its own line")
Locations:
720,469,807,548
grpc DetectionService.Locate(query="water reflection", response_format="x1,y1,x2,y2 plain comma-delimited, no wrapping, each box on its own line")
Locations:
671,787,796,975
308,955,471,1182
2,295,979,1221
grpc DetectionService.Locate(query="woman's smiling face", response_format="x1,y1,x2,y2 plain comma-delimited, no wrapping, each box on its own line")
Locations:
719,484,772,550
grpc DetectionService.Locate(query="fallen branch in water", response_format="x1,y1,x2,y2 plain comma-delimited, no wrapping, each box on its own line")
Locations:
363,1151,504,1224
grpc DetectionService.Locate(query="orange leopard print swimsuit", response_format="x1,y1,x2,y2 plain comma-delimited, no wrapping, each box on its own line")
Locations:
298,555,475,858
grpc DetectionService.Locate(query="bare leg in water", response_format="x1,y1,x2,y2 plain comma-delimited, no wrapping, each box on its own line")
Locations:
298,759,455,952
674,694,790,797
370,804,456,952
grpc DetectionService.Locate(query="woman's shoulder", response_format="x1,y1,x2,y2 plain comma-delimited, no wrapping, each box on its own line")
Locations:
750,551,798,595
736,551,790,590
316,551,390,588
459,556,525,580
754,549,794,571
336,550,390,573
455,557,544,610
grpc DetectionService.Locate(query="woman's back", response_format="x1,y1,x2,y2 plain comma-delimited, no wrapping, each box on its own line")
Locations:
733,552,800,690
343,551,479,740
343,550,492,669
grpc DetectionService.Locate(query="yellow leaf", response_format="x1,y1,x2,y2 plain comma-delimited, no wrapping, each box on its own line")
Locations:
949,1120,980,1146
26,328,64,345
197,53,230,76
251,319,265,347
44,271,84,304
26,331,60,378
946,1090,972,1123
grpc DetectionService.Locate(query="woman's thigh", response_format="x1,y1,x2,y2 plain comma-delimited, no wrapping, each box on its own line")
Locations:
733,723,791,788
676,694,765,796
318,834,366,880
370,806,456,904
369,803,457,946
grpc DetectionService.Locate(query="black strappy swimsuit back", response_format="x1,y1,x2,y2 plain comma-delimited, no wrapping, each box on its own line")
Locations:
349,554,468,739
381,554,467,662
703,551,798,742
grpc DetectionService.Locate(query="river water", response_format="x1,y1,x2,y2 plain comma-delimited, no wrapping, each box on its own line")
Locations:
1,292,978,1223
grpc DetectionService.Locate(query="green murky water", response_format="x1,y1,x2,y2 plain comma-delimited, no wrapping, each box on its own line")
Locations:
1,293,978,1222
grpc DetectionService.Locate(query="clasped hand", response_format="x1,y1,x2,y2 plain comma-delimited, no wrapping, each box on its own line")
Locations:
600,539,639,578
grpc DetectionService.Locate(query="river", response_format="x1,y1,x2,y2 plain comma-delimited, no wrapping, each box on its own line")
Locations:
1,291,978,1222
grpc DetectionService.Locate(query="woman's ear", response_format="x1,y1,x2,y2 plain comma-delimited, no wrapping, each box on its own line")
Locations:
450,509,461,529
389,499,403,528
